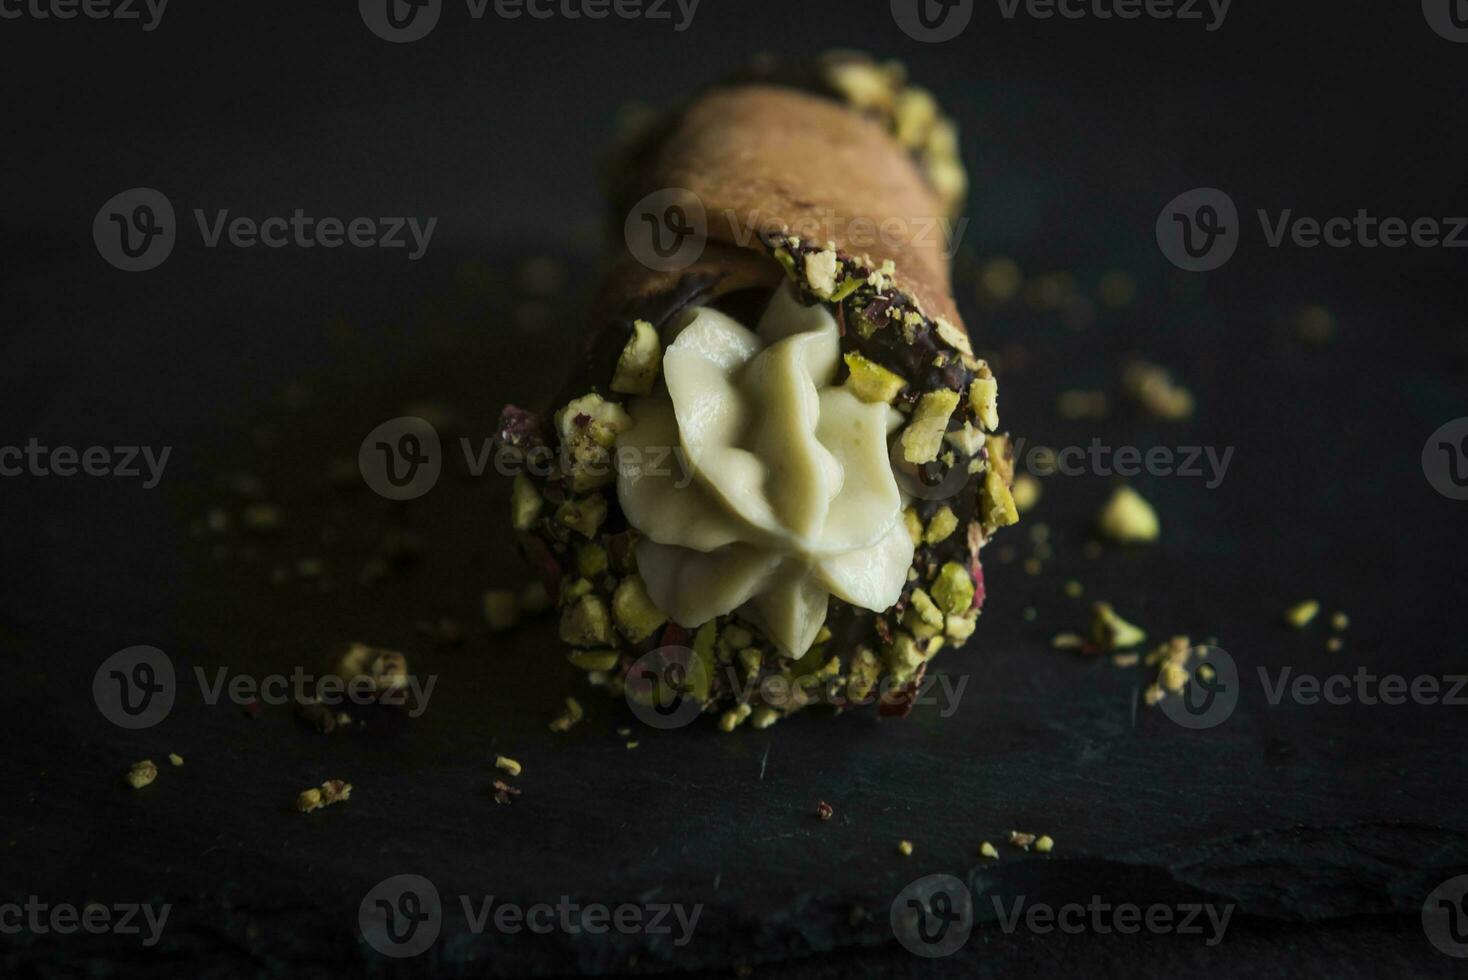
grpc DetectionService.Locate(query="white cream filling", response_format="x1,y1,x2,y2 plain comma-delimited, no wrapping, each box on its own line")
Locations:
615,282,913,659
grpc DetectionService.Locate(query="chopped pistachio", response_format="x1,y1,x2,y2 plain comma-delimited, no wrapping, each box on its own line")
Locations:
905,589,944,637
1011,474,1042,514
1089,602,1147,651
985,434,1015,485
897,839,915,857
611,319,662,395
483,589,521,632
1285,600,1320,629
945,613,977,643
1330,611,1350,631
167,753,184,767
931,562,975,616
901,389,960,464
885,632,927,676
559,594,613,648
738,647,763,679
1051,632,1085,650
1008,831,1036,850
902,507,924,545
555,493,608,538
934,316,973,356
125,760,158,789
828,276,863,302
718,704,752,732
1064,580,1084,598
945,421,985,456
494,755,522,777
981,469,1020,529
751,706,780,730
576,543,608,578
804,249,839,298
561,576,593,602
555,394,632,491
968,377,999,432
723,625,754,650
548,696,584,733
980,841,999,859
568,649,620,672
1035,835,1054,853
1097,486,1159,543
1326,637,1344,653
1123,361,1194,421
510,474,543,531
842,351,908,404
924,506,959,545
612,575,667,644
847,647,881,703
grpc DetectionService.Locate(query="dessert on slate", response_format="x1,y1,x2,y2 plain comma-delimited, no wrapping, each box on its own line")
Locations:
496,53,1018,728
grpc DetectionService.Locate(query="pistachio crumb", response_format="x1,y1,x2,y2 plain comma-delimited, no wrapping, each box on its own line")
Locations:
549,697,584,733
980,841,999,859
168,753,184,768
897,839,914,857
1330,611,1350,632
1008,831,1036,850
816,801,834,821
125,760,158,790
494,755,522,777
1035,835,1054,853
1098,486,1160,543
1285,600,1321,629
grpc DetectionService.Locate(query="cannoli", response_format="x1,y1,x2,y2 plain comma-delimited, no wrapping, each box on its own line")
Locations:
497,54,1018,727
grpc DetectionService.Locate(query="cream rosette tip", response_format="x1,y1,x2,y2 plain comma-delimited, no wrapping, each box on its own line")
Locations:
615,282,914,659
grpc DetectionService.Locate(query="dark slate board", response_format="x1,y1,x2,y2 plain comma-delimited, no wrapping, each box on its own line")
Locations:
3,3,1468,977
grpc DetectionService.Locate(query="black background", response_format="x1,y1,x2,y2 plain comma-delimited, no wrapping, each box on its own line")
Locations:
3,1,1468,977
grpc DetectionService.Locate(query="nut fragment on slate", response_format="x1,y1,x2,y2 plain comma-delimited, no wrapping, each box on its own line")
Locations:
1285,600,1320,629
1035,835,1055,853
492,780,521,805
1097,485,1159,543
296,779,352,813
168,753,184,767
1089,602,1147,651
816,801,834,821
1008,830,1037,850
494,755,522,777
1123,360,1195,420
125,760,158,789
897,840,914,857
548,697,584,733
484,589,521,632
980,841,999,859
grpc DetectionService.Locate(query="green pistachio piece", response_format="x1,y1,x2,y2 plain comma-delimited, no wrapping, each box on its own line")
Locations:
611,319,663,395
569,649,621,672
561,576,593,602
843,351,908,404
902,507,924,545
924,506,958,545
968,377,999,432
945,613,978,643
750,705,780,729
903,589,944,638
576,542,609,578
612,574,667,644
981,469,1020,529
559,594,613,648
483,589,520,632
1089,602,1147,651
931,561,975,616
828,276,863,303
510,474,543,531
847,647,881,703
555,393,631,492
555,493,608,538
901,389,960,464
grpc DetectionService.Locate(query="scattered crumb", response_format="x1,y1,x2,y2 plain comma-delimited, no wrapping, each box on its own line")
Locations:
1023,607,1038,622
1057,389,1109,421
295,699,337,734
616,726,632,738
326,643,409,701
1089,602,1147,651
520,581,552,617
625,741,639,749
1111,653,1140,668
168,753,184,768
1326,637,1344,653
1064,580,1084,598
484,589,521,632
125,760,157,789
494,755,522,777
897,840,914,857
1285,600,1320,629
492,779,521,805
296,779,352,814
1296,305,1336,345
817,801,834,821
980,841,999,859
1330,612,1350,632
240,503,282,533
1035,835,1055,853
1051,632,1084,650
1142,636,1197,707
1123,360,1194,420
549,697,584,733
295,557,323,579
1098,270,1136,308
1008,831,1037,850
1097,486,1160,543
1011,474,1042,514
